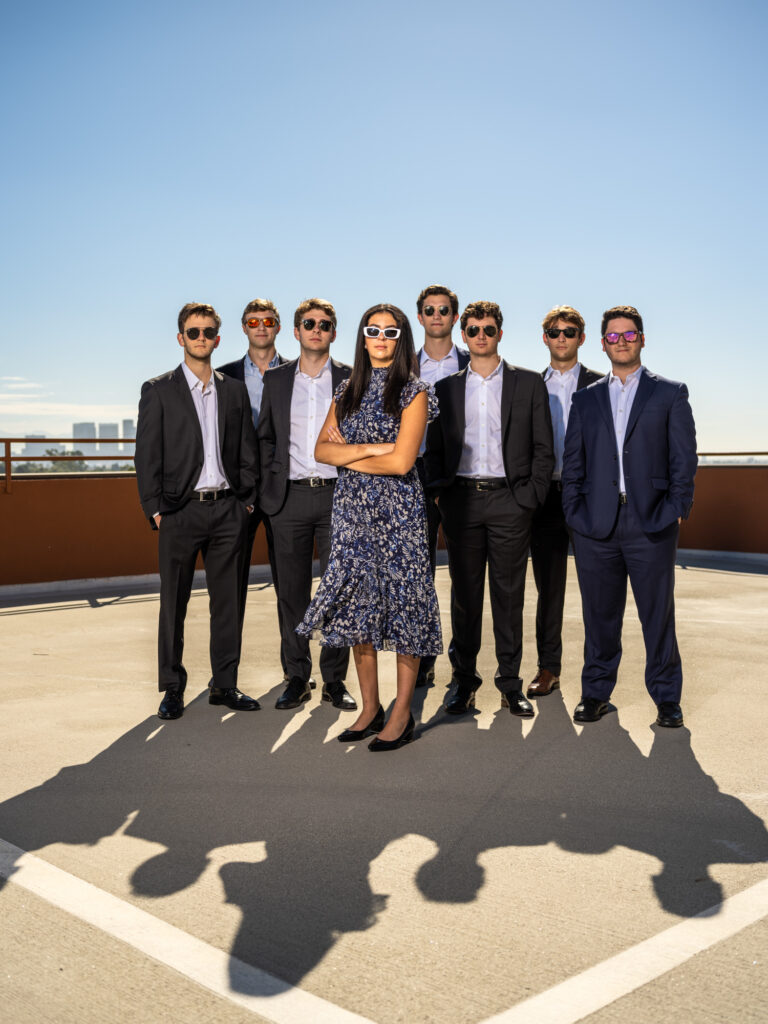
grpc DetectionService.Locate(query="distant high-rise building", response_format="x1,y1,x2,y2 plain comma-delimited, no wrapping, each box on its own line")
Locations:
98,422,119,455
21,434,45,458
122,418,136,454
73,422,97,458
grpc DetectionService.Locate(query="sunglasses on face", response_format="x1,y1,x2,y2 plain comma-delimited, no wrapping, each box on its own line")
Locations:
245,317,278,328
604,331,640,344
185,327,218,340
545,327,579,340
301,318,334,333
465,324,498,338
364,326,401,339
423,304,451,317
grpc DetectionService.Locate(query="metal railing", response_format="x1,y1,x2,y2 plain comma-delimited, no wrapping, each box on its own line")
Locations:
1,437,135,494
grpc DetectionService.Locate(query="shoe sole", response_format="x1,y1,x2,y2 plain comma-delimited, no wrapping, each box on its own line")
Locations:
157,709,183,720
656,718,684,728
208,697,260,711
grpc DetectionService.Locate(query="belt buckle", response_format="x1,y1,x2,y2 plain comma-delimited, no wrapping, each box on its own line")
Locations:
309,476,322,487
619,492,628,505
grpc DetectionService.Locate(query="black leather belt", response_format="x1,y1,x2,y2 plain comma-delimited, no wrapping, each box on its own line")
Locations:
291,477,336,487
619,492,628,505
456,477,508,491
196,488,233,501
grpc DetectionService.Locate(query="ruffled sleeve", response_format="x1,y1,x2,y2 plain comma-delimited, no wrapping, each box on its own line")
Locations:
399,375,438,423
333,378,350,403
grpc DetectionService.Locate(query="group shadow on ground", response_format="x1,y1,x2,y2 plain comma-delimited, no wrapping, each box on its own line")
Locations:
1,683,766,997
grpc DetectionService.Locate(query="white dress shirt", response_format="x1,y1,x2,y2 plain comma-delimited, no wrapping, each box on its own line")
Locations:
181,363,230,491
457,358,505,478
288,358,337,480
544,362,581,480
418,344,461,455
608,365,643,493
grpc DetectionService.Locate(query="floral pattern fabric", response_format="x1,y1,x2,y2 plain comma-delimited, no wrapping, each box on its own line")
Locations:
297,369,443,656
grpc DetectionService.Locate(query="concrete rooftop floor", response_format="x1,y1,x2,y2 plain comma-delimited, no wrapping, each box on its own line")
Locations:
0,551,766,1024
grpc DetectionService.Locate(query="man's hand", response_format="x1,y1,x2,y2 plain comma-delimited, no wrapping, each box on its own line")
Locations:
153,513,162,527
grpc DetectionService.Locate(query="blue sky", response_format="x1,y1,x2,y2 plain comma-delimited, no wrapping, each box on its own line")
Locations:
1,0,766,450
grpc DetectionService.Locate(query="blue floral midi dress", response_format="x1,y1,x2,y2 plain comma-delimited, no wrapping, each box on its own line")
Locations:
296,368,443,656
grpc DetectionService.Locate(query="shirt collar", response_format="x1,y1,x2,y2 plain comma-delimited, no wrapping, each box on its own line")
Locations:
182,361,214,393
544,362,581,382
609,365,644,387
467,356,503,381
295,356,332,379
421,344,457,365
245,351,281,375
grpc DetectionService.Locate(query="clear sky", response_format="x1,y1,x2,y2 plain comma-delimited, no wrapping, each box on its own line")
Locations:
1,0,766,451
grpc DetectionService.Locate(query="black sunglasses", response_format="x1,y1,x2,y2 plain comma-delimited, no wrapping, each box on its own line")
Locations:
301,318,334,332
185,327,218,340
423,304,451,317
545,327,579,340
465,324,498,338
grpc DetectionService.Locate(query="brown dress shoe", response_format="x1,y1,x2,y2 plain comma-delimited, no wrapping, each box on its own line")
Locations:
526,668,560,698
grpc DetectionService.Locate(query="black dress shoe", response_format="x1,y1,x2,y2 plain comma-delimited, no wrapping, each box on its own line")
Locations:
573,697,609,723
281,674,317,689
158,689,184,720
368,714,415,751
445,684,477,715
656,701,684,728
275,677,312,710
338,705,385,742
500,689,535,718
209,686,260,711
321,680,358,711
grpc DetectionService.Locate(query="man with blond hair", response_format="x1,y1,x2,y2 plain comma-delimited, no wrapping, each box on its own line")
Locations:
528,306,601,698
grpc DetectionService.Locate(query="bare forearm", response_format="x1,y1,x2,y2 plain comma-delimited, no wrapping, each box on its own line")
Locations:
315,441,393,467
345,452,418,476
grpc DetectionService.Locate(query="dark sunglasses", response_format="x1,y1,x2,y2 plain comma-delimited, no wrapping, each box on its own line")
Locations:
185,327,218,340
423,304,451,317
545,327,579,340
604,331,640,344
245,317,278,328
364,326,401,339
465,324,498,338
302,318,334,332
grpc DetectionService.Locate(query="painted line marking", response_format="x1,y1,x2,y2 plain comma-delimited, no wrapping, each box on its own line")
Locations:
479,875,768,1024
0,837,374,1024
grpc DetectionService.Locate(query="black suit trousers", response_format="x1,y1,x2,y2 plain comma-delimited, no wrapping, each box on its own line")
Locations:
269,483,350,684
530,480,570,675
440,486,532,693
157,497,248,692
240,504,286,673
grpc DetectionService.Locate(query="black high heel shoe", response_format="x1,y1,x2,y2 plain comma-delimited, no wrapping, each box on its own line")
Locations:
337,705,385,742
368,714,415,752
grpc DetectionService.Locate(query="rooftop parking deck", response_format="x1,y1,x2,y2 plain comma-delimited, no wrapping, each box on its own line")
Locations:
0,552,766,1023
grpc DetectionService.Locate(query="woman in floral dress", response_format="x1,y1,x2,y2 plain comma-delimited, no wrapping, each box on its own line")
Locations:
297,303,442,751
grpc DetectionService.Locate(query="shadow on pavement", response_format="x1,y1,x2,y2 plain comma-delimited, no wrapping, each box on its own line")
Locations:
0,685,766,994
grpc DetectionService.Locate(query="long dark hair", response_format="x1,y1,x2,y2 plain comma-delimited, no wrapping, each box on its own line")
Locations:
336,303,416,422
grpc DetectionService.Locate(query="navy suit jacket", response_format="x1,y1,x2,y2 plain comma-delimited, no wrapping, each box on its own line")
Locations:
562,368,697,538
424,361,554,511
257,357,352,516
135,365,259,528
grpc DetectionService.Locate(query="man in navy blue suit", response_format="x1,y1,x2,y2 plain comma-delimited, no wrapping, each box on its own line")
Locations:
562,305,697,728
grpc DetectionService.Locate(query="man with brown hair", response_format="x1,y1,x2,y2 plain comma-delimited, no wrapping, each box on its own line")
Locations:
528,306,601,698
425,301,553,718
218,299,288,670
413,284,469,687
135,303,261,720
258,299,355,712
562,305,697,728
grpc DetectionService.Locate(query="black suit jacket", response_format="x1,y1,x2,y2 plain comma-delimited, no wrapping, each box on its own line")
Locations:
217,352,289,382
135,364,259,528
424,361,554,510
257,358,352,516
416,345,470,374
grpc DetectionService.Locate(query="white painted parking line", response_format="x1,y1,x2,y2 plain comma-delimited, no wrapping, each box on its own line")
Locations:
0,837,374,1024
480,876,768,1024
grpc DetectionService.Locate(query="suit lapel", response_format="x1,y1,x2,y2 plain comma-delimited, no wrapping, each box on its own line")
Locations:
593,377,614,434
624,368,653,441
172,365,203,448
214,370,228,445
501,362,516,435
